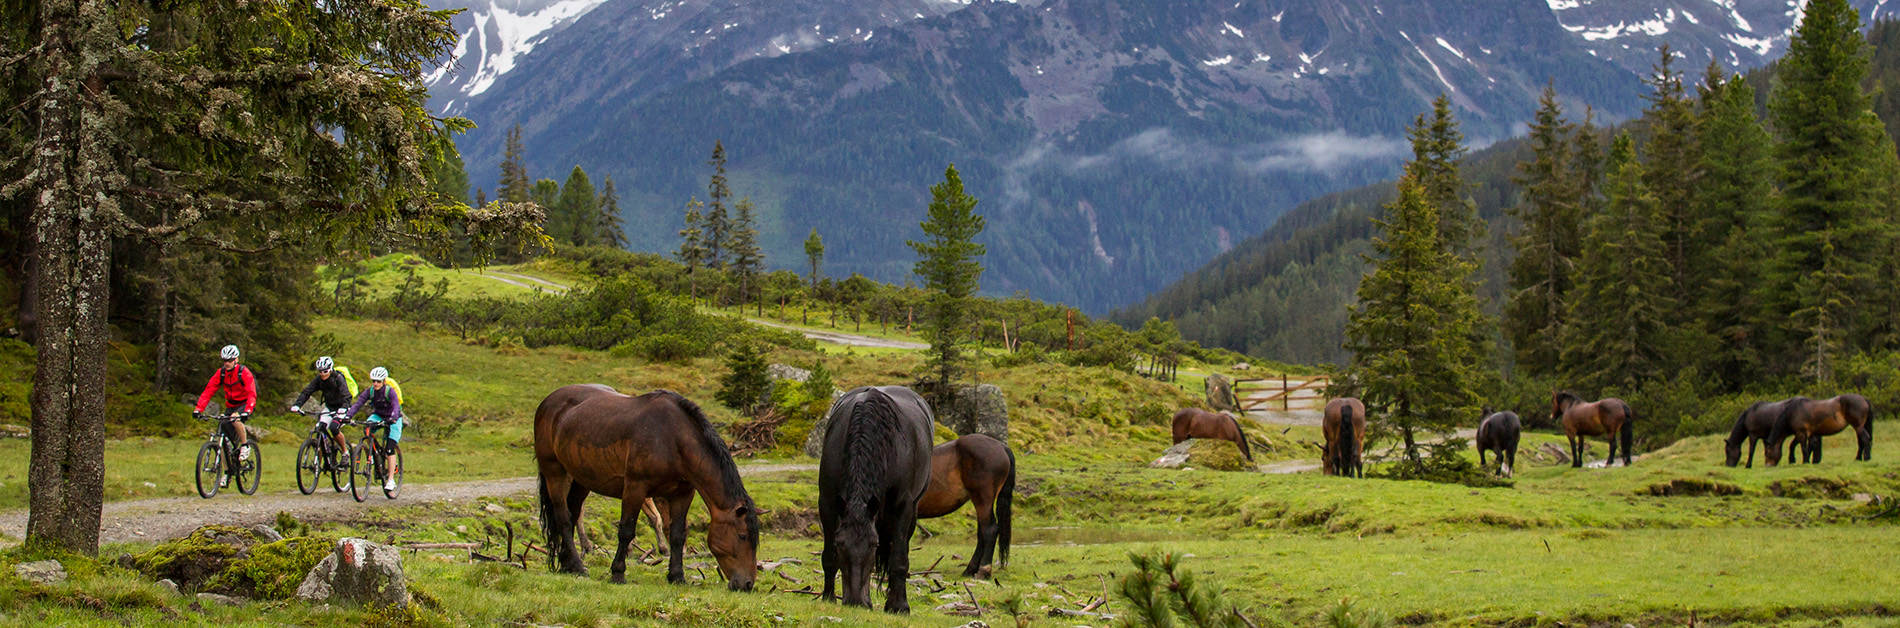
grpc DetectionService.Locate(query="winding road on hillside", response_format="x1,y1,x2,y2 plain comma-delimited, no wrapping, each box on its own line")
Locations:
745,319,929,350
0,464,812,545
461,269,571,294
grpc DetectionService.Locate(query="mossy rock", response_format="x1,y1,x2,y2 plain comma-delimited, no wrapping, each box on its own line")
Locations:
1185,438,1250,472
1767,476,1861,499
207,536,335,600
1641,478,1744,497
120,524,264,591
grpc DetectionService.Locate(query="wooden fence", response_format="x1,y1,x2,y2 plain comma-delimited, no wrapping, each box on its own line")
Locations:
1233,375,1331,412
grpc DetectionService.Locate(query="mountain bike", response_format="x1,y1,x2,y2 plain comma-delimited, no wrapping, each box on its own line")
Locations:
193,412,260,498
349,418,403,502
294,409,354,495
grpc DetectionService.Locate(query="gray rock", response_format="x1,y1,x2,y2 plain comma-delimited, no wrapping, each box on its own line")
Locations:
483,502,507,514
297,538,411,608
767,363,812,383
253,524,284,543
157,579,180,595
14,560,65,584
1205,374,1238,412
1151,441,1195,469
196,592,244,606
944,384,1009,443
801,391,848,459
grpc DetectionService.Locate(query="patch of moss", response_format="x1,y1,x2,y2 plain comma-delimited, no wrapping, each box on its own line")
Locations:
207,536,334,600
1767,476,1861,499
1185,438,1250,471
1641,478,1744,497
120,524,260,591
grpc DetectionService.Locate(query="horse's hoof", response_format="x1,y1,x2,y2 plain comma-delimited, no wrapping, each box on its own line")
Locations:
609,573,625,585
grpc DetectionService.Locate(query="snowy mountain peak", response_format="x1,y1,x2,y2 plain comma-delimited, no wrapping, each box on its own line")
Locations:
1544,0,1881,75
427,0,613,113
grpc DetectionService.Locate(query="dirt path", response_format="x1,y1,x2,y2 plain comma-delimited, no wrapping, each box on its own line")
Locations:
745,319,928,350
492,271,570,293
0,464,813,545
463,270,570,294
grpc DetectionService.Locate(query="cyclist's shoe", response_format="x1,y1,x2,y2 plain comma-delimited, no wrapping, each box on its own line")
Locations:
218,475,230,488
384,476,396,492
238,446,251,462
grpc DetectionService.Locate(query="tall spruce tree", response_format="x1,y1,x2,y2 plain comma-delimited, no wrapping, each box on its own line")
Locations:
1561,133,1675,394
553,166,598,247
677,198,709,298
497,124,532,203
1766,0,1891,373
1641,45,1703,295
909,165,988,408
1407,94,1483,261
1343,174,1487,460
728,198,765,310
805,228,826,291
1505,86,1581,377
705,141,733,269
1694,66,1776,387
597,176,627,249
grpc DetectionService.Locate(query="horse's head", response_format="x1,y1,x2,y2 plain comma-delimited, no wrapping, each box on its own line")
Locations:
1551,391,1580,422
1723,440,1743,467
706,499,760,592
836,505,881,608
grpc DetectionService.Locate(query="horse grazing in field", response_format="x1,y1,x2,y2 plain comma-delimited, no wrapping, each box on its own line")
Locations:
819,386,934,614
1171,408,1253,461
533,385,759,590
916,434,1016,578
1767,394,1874,465
1553,391,1634,468
1725,399,1803,468
1476,411,1521,478
1323,398,1366,478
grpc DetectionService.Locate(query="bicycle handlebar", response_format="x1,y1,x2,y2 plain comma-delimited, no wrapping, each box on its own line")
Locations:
196,412,251,421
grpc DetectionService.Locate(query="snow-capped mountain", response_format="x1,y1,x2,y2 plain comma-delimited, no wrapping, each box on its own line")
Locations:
1547,0,1886,75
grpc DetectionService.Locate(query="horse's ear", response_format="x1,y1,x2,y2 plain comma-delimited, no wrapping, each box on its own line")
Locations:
753,508,773,516
735,505,753,517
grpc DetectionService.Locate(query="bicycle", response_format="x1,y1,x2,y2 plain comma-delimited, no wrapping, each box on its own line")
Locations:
193,412,261,498
293,409,355,495
348,417,404,502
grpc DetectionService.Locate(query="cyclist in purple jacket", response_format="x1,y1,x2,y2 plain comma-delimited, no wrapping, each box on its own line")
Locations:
345,367,403,491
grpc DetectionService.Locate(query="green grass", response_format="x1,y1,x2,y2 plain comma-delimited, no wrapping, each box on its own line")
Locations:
320,254,578,302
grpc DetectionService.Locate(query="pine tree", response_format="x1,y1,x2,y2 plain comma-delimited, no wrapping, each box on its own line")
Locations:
1797,231,1852,384
1561,133,1675,394
804,228,826,292
909,164,988,407
677,198,709,298
553,166,598,246
715,342,772,416
1407,94,1483,261
596,176,627,249
1342,175,1487,460
475,188,488,208
1505,86,1581,377
1694,66,1775,387
531,179,561,220
430,140,472,206
705,141,733,269
728,198,765,310
497,125,532,203
1642,45,1703,294
1766,0,1891,372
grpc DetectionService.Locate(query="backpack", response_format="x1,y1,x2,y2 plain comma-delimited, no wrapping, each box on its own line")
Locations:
333,366,361,398
384,377,405,409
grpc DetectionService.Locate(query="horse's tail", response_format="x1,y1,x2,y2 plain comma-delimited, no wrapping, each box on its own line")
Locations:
536,467,560,571
1338,404,1357,477
1620,401,1635,460
1228,414,1253,461
844,390,897,572
998,446,1016,565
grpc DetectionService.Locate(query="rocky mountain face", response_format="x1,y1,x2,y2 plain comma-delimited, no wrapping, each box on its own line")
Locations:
1546,0,1886,76
418,0,1833,311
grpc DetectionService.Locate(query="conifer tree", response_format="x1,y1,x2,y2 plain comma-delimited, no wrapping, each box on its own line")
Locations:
498,125,533,203
909,165,988,407
1505,86,1581,377
597,176,627,249
729,198,765,311
1641,45,1703,293
1342,175,1486,460
705,141,733,269
1407,94,1483,261
1767,0,1891,371
553,166,598,246
1694,66,1775,387
430,141,472,206
531,179,562,234
1797,231,1853,384
476,188,488,209
677,198,709,298
1561,133,1675,393
805,228,825,291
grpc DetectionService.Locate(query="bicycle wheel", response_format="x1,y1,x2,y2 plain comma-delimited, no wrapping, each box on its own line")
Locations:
382,446,404,500
349,441,374,502
235,442,261,495
329,442,350,493
296,439,320,495
194,442,223,499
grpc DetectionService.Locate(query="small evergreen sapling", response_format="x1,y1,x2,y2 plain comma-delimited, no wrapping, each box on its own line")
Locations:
716,342,773,416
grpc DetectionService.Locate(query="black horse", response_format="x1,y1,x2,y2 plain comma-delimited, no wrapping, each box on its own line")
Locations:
1724,399,1801,468
819,386,934,614
1476,411,1521,478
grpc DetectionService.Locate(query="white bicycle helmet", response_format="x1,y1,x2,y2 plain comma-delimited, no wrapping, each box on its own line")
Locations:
369,367,388,381
220,345,241,360
314,356,334,372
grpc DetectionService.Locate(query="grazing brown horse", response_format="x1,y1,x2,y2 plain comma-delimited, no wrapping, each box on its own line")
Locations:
916,434,1016,578
534,385,759,590
1767,394,1874,465
1323,398,1366,478
1725,399,1802,468
1553,391,1634,468
1171,408,1253,461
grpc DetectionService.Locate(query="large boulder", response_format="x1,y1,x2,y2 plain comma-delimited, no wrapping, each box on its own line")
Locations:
943,384,1009,443
296,538,410,608
1205,374,1239,412
121,525,267,592
767,363,812,383
1150,439,1251,472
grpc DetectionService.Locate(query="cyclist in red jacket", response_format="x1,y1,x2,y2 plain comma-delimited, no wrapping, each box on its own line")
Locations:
194,344,257,486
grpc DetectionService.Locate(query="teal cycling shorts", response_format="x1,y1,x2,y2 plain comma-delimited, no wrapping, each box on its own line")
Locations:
367,414,403,442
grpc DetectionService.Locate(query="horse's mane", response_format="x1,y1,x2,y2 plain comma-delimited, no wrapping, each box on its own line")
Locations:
1223,413,1253,461
651,389,760,547
1727,402,1764,445
842,388,898,516
1553,391,1582,406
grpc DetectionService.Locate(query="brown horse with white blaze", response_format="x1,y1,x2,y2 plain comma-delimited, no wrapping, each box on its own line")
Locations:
1323,398,1366,478
1171,408,1253,461
1553,391,1634,468
534,384,760,590
1767,394,1874,465
916,434,1016,578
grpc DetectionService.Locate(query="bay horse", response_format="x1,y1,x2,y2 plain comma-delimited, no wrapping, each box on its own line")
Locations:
1767,394,1874,465
533,384,759,590
1724,399,1802,468
1553,391,1634,468
1170,407,1254,461
819,386,934,614
1323,398,1366,478
1476,411,1521,477
916,434,1016,578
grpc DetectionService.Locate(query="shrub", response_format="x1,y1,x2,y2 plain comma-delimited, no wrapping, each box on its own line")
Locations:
612,333,707,364
716,342,772,415
206,536,334,600
1130,402,1172,427
1372,439,1512,488
1116,550,1251,628
990,343,1049,368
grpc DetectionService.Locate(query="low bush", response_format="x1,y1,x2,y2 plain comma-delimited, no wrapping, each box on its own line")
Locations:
1373,439,1513,488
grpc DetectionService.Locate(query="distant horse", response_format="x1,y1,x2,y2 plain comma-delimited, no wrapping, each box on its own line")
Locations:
1171,408,1254,461
1323,398,1366,478
916,434,1016,578
533,385,759,590
1476,411,1521,478
1767,394,1874,465
819,386,934,614
1553,391,1635,468
1724,399,1802,468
